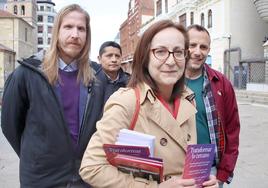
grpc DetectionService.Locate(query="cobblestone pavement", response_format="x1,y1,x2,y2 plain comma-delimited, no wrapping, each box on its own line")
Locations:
0,101,268,188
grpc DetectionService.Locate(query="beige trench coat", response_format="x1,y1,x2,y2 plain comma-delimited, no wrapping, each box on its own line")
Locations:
80,83,197,188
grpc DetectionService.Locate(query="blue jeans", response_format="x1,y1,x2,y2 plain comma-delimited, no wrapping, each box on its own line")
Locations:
210,166,224,188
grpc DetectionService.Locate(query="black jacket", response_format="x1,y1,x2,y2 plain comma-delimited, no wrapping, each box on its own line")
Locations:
1,58,105,187
91,61,130,103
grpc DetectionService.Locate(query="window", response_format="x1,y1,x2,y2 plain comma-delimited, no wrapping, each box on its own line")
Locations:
47,38,51,45
47,6,51,12
21,5,25,15
25,28,28,42
38,26,43,33
14,5,17,14
208,9,212,28
179,13,186,28
47,26,52,34
156,0,162,16
48,16,54,23
190,12,194,25
38,48,43,52
165,0,168,13
201,13,205,26
40,6,44,11
38,15,43,22
38,37,43,45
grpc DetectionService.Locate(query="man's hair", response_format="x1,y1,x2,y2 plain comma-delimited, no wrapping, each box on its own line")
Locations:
187,24,210,38
128,19,189,99
99,41,122,56
42,4,93,86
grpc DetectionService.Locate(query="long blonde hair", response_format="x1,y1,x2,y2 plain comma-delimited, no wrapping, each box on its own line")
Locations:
42,4,93,86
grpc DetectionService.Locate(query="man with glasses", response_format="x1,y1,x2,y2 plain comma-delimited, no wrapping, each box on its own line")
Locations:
185,24,240,187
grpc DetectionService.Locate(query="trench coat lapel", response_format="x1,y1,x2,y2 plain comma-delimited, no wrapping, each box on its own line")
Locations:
138,83,196,152
146,97,196,152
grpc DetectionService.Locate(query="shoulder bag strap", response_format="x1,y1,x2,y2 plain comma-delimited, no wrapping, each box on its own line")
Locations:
129,87,140,130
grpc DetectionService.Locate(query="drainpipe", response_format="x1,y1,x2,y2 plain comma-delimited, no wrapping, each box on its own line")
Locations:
224,47,242,87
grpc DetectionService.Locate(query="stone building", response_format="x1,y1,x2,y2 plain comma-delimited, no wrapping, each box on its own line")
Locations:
0,43,15,88
0,10,35,67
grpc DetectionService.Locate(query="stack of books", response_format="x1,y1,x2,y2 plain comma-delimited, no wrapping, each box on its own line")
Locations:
103,129,215,185
103,129,164,183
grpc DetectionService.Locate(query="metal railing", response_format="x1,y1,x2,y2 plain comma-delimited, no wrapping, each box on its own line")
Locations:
235,60,267,89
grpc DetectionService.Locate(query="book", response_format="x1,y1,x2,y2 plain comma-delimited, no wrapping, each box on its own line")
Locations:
103,144,150,158
115,129,155,157
182,144,215,188
109,153,164,183
103,129,163,183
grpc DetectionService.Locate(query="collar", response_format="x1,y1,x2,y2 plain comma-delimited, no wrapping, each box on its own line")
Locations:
105,72,120,83
58,58,78,72
203,64,219,81
138,82,157,105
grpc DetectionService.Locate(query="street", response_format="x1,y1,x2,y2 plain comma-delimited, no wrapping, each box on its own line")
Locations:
0,101,268,188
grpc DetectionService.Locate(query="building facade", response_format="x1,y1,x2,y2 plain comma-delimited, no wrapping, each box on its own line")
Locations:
5,0,37,26
36,0,56,52
0,10,35,67
5,0,37,53
140,0,268,86
120,0,154,63
0,43,15,88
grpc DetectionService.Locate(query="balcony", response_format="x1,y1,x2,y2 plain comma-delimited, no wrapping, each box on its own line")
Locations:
254,0,268,23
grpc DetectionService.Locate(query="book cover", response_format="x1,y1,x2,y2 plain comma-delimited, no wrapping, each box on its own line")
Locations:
103,144,150,158
109,153,164,183
183,144,215,188
104,129,162,182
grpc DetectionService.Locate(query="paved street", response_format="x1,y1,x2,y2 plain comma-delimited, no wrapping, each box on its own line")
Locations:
0,101,268,188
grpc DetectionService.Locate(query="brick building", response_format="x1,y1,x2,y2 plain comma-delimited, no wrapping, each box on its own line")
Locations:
120,0,154,63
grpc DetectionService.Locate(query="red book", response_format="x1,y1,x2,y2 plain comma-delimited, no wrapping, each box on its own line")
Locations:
109,153,164,183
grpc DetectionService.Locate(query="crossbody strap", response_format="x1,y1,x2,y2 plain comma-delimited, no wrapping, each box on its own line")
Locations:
129,87,140,130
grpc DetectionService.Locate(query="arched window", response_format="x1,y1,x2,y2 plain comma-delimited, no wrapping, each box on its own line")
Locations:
201,13,204,26
13,5,17,14
208,9,212,28
21,5,25,15
190,12,194,25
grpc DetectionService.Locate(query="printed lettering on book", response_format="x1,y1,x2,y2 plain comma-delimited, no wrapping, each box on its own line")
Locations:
103,144,150,158
183,144,215,188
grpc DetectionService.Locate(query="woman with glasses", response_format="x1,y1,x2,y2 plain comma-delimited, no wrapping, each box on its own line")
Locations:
80,20,218,188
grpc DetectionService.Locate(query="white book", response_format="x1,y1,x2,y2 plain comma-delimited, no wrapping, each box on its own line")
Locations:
115,129,155,157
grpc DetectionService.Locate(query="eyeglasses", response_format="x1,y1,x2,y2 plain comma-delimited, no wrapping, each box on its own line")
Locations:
151,47,187,61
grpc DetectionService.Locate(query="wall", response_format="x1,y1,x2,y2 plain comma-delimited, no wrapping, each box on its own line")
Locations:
230,0,268,60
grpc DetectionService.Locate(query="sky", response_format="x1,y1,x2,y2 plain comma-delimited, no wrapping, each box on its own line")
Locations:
54,0,129,61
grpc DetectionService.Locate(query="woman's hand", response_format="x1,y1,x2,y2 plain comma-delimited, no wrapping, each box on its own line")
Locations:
159,177,196,188
202,175,219,188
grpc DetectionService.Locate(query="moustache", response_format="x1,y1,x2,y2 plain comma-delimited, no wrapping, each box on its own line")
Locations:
67,42,80,46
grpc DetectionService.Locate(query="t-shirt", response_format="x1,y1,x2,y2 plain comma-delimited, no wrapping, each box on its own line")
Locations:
186,76,210,144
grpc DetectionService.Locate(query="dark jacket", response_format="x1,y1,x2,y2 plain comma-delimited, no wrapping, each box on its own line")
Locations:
1,57,105,188
205,64,240,182
92,61,130,103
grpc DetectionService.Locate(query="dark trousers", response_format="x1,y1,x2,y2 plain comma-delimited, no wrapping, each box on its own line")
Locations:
56,180,91,188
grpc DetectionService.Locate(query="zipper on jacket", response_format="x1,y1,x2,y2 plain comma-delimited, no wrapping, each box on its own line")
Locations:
77,83,93,147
